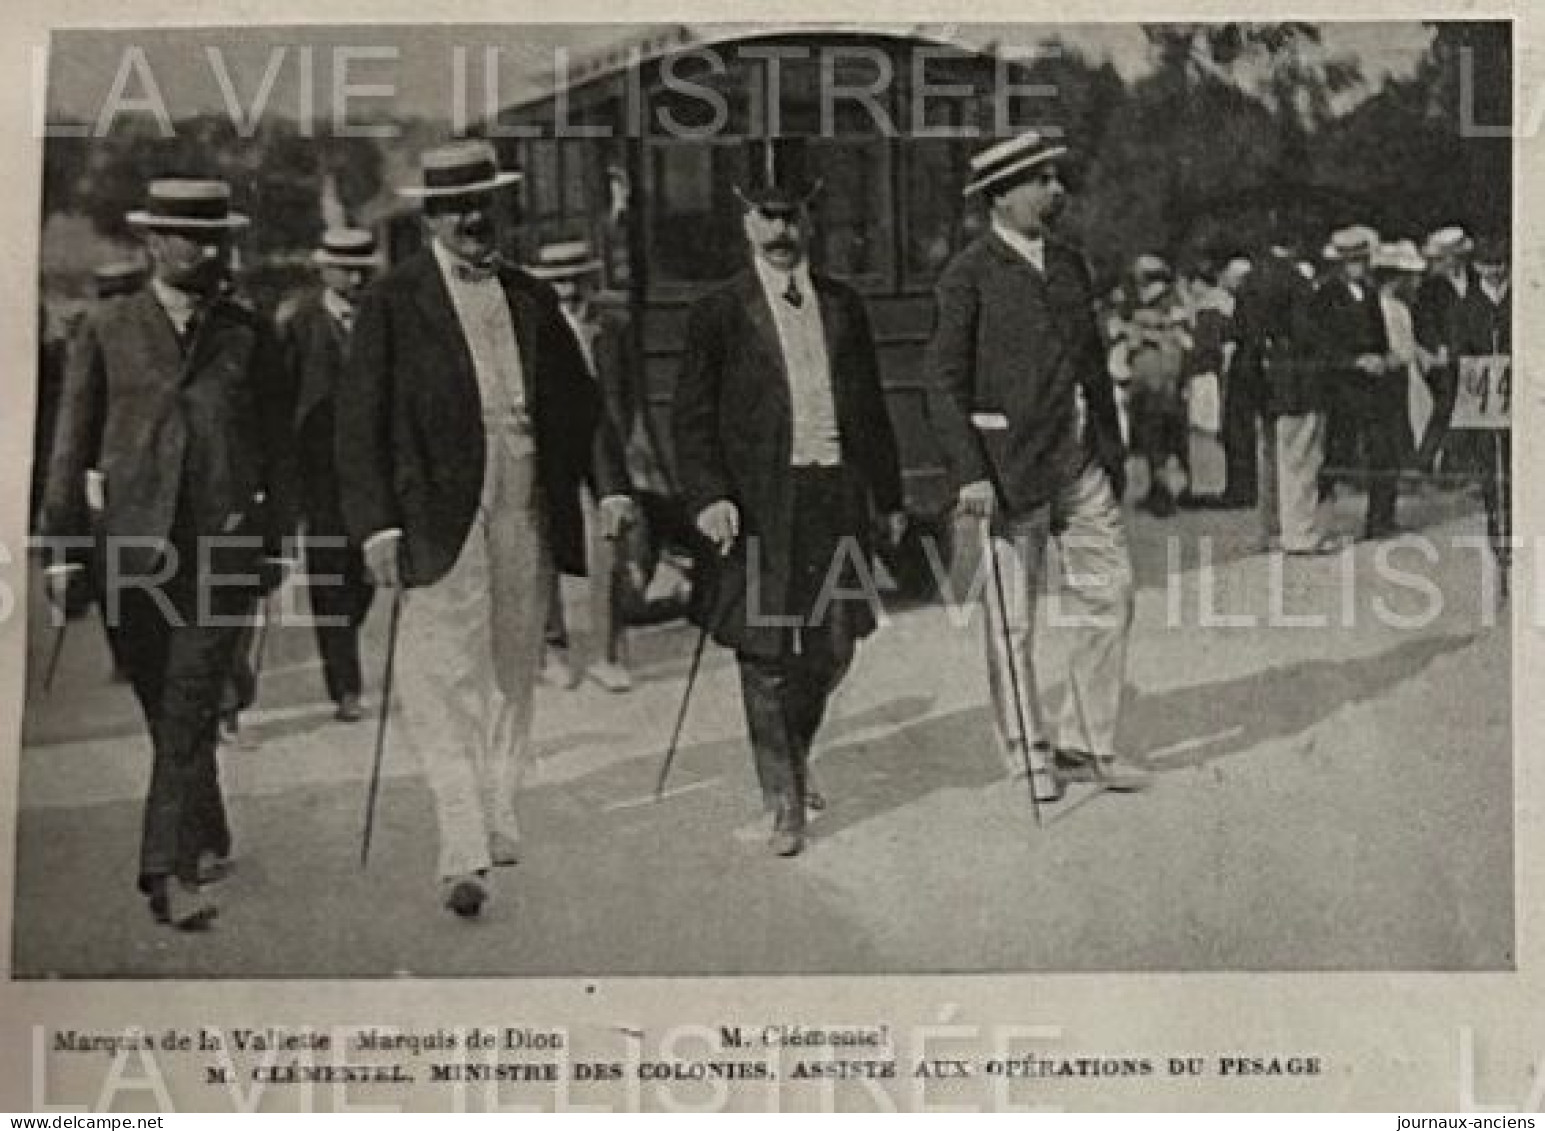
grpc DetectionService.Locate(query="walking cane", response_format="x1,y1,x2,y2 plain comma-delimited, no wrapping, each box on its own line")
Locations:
980,513,1044,826
249,588,275,687
359,589,404,869
653,617,711,801
41,621,68,695
654,527,727,802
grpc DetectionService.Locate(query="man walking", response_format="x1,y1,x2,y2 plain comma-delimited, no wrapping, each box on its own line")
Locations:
1413,226,1475,473
924,130,1148,804
283,228,379,722
337,142,631,918
1311,226,1401,539
39,178,297,929
528,239,664,693
673,152,905,858
1236,231,1342,555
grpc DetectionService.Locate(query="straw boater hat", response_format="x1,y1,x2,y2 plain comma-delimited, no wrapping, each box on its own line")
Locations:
399,140,522,199
1423,225,1473,260
963,130,1068,197
1373,240,1426,273
1329,225,1379,260
126,179,249,230
312,227,379,268
527,239,603,280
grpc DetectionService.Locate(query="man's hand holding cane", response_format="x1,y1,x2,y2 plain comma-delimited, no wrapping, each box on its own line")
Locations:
695,499,740,555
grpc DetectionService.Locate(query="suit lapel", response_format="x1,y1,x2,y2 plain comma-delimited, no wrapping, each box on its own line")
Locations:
500,271,539,407
738,271,789,389
812,275,845,401
129,289,193,387
989,230,1049,294
410,252,479,405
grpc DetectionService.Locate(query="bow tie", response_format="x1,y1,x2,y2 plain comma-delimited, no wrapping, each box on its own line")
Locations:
453,258,500,284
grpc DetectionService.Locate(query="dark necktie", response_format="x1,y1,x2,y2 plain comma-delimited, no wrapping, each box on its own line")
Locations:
455,257,500,284
178,306,204,354
783,273,803,308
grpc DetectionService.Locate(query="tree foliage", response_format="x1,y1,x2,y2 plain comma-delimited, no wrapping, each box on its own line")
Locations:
40,22,1510,277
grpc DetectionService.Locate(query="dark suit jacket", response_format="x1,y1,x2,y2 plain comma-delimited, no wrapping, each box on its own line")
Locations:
1414,270,1478,358
1455,282,1510,356
1234,252,1318,416
673,269,903,657
335,248,629,586
39,286,297,579
282,290,351,530
924,231,1124,515
576,304,670,495
1308,277,1390,388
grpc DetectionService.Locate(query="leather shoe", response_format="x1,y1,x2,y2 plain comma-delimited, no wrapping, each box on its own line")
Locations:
541,648,580,690
149,880,217,931
771,797,806,858
334,694,364,723
587,661,633,693
1053,747,1098,783
1091,756,1154,792
770,828,805,857
1055,747,1153,791
443,874,489,918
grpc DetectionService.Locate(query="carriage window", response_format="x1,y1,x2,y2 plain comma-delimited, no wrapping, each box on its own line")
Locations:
805,139,890,286
903,139,971,285
561,141,595,216
525,140,562,219
645,142,749,284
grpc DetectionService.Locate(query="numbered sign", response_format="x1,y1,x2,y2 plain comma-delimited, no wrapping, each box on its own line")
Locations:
1451,354,1511,430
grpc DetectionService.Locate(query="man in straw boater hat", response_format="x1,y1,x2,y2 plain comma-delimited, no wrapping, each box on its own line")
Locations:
528,238,667,694
336,141,632,917
1311,225,1403,540
280,228,381,723
924,129,1150,805
38,177,299,929
1372,238,1432,464
1234,221,1341,554
1412,224,1476,472
672,141,906,857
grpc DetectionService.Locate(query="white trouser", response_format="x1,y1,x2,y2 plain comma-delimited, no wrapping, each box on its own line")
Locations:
974,460,1134,763
395,445,551,881
1259,412,1327,551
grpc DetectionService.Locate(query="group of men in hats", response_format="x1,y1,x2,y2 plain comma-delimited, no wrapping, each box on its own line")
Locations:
40,178,295,928
39,125,1169,930
925,130,1151,801
1232,220,1511,559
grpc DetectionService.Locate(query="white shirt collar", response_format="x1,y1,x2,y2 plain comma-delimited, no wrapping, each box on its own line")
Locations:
432,237,499,287
322,287,354,323
1481,278,1510,304
991,219,1046,272
150,277,202,327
